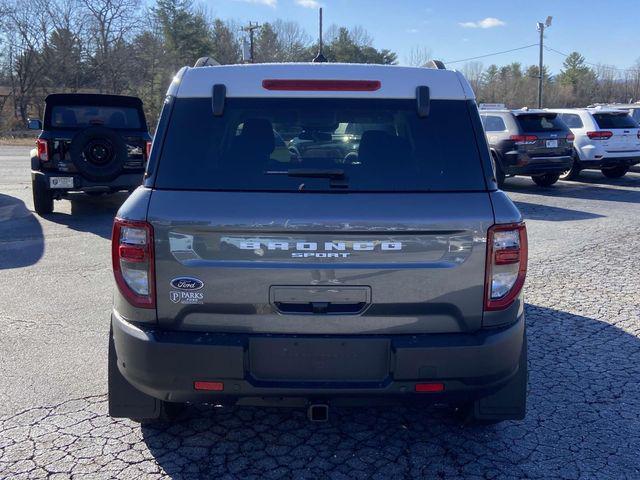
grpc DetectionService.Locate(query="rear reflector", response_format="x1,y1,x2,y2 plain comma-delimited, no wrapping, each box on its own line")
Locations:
145,140,152,159
194,381,224,391
415,383,445,393
262,79,381,91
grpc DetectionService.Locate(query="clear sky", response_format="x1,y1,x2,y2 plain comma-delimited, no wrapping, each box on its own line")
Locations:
205,0,639,74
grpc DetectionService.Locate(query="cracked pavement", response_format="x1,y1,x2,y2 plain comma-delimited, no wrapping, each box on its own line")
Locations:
1,146,639,479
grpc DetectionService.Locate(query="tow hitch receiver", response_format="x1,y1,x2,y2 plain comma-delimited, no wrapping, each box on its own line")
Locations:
307,403,329,422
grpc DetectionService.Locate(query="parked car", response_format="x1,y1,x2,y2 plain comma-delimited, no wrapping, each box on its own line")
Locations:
587,102,640,125
108,63,528,425
548,107,640,179
479,106,574,187
28,93,152,215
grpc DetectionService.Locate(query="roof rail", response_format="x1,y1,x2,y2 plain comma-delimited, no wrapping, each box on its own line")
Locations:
194,57,220,67
424,60,447,70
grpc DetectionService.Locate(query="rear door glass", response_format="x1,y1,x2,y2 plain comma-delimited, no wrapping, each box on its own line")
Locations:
515,114,564,132
482,115,507,132
560,113,583,129
155,98,487,192
51,106,142,129
593,113,637,129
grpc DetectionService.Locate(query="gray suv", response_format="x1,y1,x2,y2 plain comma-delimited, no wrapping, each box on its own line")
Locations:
108,63,528,424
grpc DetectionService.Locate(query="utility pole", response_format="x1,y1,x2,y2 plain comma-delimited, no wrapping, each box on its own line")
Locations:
536,16,552,108
242,22,261,63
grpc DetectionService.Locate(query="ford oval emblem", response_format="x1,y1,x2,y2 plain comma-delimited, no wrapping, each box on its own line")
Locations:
170,277,204,291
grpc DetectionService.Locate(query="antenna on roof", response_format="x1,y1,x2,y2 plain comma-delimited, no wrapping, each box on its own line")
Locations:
312,8,327,63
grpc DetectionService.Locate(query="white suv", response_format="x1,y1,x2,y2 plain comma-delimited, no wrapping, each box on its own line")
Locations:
547,107,640,179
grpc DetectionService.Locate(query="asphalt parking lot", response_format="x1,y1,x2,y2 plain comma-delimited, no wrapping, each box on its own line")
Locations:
0,144,639,479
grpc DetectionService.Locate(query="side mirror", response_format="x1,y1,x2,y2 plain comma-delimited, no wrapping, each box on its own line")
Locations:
27,118,42,130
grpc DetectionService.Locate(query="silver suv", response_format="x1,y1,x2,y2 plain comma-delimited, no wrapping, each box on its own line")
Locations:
108,63,528,424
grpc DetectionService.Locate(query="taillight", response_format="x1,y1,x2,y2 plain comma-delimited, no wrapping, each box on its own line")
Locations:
484,223,527,311
145,140,152,159
112,218,155,308
586,131,612,140
262,79,381,91
36,139,48,161
566,132,575,143
509,134,538,145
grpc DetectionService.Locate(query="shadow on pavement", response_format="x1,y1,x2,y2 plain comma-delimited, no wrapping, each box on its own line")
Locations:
46,192,129,239
0,193,44,269
513,200,604,222
504,172,640,204
139,304,640,478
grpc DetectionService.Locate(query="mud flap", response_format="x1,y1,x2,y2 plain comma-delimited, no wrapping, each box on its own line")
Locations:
473,335,528,422
108,328,161,420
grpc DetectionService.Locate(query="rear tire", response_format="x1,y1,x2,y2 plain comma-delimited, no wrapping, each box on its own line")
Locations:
601,166,628,178
491,153,506,188
32,178,53,215
457,335,527,425
531,173,560,187
559,155,581,181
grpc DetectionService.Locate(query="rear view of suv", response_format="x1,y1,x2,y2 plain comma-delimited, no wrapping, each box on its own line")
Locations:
480,106,574,187
28,94,152,215
549,107,640,179
108,63,528,425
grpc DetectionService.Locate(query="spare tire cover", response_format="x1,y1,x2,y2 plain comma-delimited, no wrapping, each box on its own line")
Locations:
69,126,127,182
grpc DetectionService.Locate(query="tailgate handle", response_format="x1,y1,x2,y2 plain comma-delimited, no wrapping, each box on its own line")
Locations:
270,286,371,315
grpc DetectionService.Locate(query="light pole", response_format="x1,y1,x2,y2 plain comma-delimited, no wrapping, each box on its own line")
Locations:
536,16,552,108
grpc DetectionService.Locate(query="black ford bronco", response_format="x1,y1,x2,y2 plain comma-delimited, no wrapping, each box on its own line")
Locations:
28,94,152,215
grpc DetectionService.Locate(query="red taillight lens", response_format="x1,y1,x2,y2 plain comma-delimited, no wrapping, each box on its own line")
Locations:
484,223,527,311
415,382,445,393
36,139,48,161
587,130,612,140
566,132,575,142
510,134,538,145
145,140,152,159
194,381,224,391
112,218,155,308
262,79,381,91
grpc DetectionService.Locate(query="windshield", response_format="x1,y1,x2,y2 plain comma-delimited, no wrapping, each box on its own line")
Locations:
593,112,638,129
515,114,565,132
50,105,143,129
154,98,487,192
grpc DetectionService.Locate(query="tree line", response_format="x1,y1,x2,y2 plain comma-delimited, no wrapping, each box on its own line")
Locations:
1,0,639,132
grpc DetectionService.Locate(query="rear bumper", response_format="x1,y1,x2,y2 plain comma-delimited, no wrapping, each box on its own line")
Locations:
111,311,525,404
577,156,640,169
503,153,573,175
32,170,143,193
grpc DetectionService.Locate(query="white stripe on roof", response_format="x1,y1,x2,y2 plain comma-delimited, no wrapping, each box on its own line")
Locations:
172,63,475,100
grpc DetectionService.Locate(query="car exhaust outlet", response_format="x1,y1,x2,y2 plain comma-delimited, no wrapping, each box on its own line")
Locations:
307,404,329,422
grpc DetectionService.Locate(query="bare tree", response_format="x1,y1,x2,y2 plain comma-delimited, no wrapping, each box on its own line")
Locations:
405,45,432,67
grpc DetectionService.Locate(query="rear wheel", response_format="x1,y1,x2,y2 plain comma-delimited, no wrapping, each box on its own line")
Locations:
491,153,506,188
601,166,628,178
32,178,53,215
559,155,581,180
531,173,560,187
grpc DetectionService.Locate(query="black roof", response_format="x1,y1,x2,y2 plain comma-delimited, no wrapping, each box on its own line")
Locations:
44,93,143,108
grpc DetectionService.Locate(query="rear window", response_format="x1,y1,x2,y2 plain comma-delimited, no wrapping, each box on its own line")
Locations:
50,105,142,129
481,115,507,132
155,98,487,192
630,109,640,124
515,114,564,132
593,113,637,129
560,113,583,129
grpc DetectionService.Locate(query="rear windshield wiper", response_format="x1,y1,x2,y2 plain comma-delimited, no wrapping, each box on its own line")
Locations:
265,168,348,188
266,168,345,179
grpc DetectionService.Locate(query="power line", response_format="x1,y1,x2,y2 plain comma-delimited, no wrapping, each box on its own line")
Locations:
544,45,640,73
444,44,538,65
